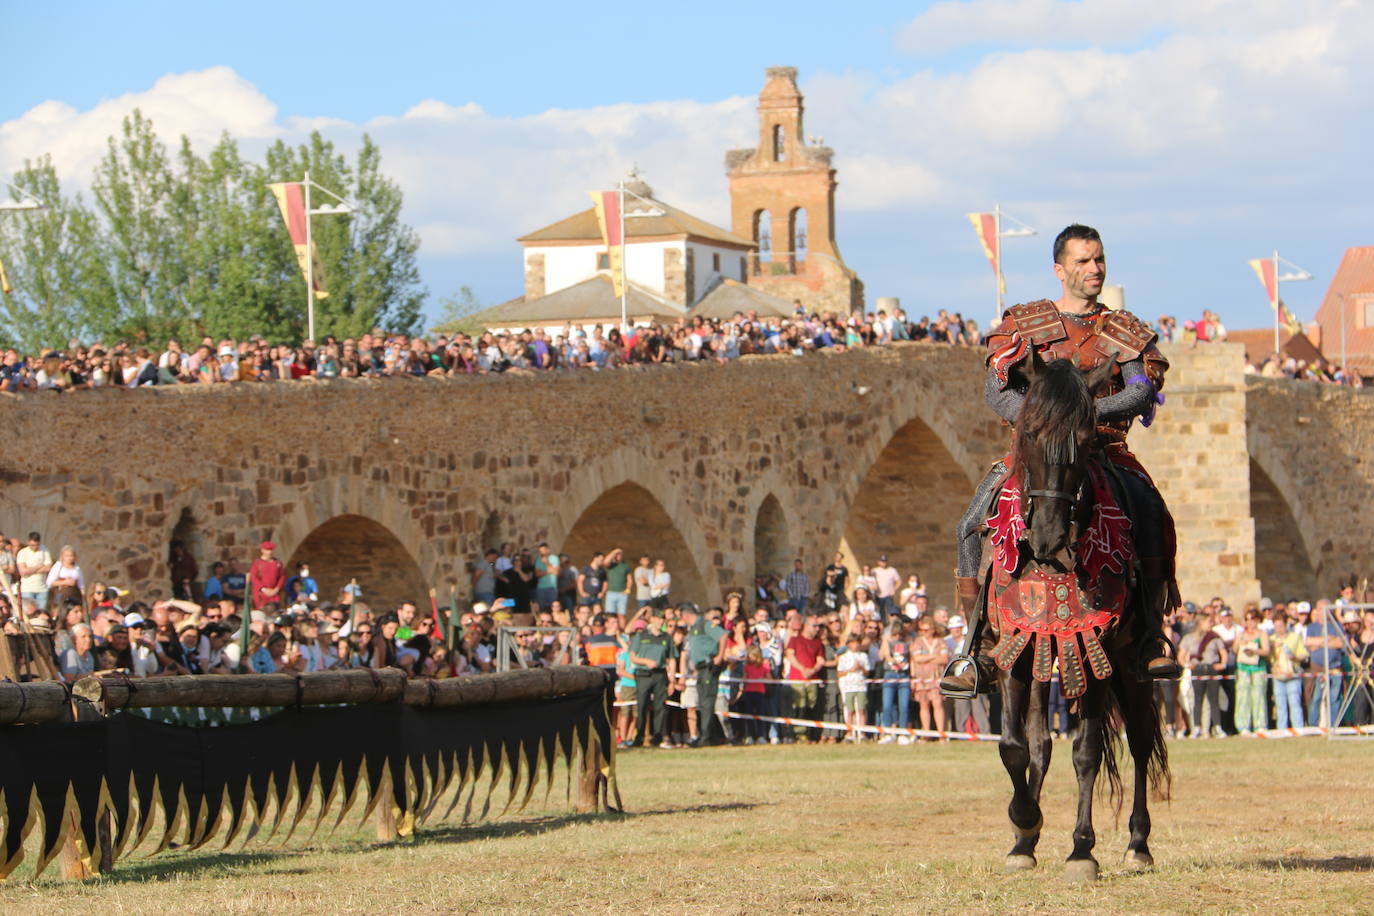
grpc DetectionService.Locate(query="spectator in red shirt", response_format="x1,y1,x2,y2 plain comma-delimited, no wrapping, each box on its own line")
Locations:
783,616,825,742
249,541,286,610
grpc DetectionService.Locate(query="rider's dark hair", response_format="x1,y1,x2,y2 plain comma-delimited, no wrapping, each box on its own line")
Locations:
1053,224,1102,264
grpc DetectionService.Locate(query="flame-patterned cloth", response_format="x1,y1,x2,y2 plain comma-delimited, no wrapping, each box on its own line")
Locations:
986,463,1133,577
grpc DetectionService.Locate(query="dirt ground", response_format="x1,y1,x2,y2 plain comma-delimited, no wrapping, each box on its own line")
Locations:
1,737,1370,915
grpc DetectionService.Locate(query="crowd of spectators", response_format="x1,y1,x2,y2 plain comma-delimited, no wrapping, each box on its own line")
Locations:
6,527,1367,745
0,305,982,392
1155,310,1365,386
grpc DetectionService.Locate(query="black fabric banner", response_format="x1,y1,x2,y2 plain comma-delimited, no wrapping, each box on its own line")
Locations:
0,684,615,879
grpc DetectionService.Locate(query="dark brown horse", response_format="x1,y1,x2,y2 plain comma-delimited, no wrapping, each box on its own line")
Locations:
989,351,1169,882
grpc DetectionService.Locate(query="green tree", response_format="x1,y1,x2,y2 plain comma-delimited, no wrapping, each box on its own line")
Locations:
3,111,427,351
262,132,425,339
433,285,485,336
90,109,190,342
0,157,110,351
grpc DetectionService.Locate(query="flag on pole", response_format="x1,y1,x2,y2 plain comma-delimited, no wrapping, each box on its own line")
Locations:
0,256,11,295
967,212,1004,295
1247,258,1278,308
1277,299,1303,337
589,191,624,298
269,182,328,300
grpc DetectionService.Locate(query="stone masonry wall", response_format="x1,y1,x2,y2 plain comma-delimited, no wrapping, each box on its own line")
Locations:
1132,343,1260,606
1245,372,1374,599
0,341,1362,613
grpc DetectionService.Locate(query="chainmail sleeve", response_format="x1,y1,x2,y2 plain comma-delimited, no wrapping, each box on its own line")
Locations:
984,367,1024,424
1094,359,1154,421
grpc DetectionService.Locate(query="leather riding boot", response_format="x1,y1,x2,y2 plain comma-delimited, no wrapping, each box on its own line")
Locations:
939,575,995,697
1137,559,1183,680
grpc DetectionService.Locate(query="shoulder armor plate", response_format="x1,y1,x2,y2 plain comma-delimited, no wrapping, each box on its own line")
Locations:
1097,310,1156,361
1006,300,1066,345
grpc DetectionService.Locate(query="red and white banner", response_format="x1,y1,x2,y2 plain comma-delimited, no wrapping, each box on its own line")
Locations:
589,190,624,298
1247,257,1277,307
269,182,328,300
968,212,1004,295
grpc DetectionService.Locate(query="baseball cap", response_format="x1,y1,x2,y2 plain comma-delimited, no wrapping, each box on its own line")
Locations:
677,602,699,615
472,602,491,615
629,619,647,632
1183,601,1197,613
123,612,150,628
107,624,129,636
275,613,295,627
1341,609,1359,624
218,345,235,357
1218,607,1233,616
879,555,889,562
1296,601,1312,614
105,586,130,600
250,610,270,624
948,615,966,629
1259,598,1274,611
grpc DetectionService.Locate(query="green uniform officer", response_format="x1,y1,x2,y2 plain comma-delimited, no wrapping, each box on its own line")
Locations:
629,606,677,747
685,604,727,746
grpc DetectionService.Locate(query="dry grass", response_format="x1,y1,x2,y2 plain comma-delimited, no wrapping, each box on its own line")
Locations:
1,737,1371,915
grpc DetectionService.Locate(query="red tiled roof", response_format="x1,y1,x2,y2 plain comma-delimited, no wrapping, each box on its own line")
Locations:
1224,328,1323,364
1313,246,1374,361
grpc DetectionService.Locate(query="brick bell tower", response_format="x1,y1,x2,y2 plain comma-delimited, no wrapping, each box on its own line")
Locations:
726,66,863,313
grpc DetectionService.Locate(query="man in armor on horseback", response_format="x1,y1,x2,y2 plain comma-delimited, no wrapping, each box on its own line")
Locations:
939,224,1182,698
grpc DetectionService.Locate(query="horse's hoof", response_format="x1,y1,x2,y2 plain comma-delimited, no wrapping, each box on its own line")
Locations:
1123,850,1154,870
1063,858,1100,882
1004,854,1037,873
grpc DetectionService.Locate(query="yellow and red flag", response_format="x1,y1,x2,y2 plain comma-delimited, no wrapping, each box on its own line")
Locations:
269,182,328,300
589,190,624,298
1278,299,1303,337
0,256,11,296
1247,258,1277,309
968,212,1004,295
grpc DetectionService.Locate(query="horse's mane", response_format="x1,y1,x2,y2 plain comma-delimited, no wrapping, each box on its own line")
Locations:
1011,359,1097,476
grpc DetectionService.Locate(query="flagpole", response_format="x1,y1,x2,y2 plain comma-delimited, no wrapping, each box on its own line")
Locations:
1272,249,1280,355
305,171,315,343
619,179,627,332
994,204,1004,319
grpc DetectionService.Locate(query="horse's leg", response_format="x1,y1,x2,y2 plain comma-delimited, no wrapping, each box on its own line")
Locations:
1026,676,1053,809
1065,682,1104,882
998,667,1042,872
1117,673,1163,869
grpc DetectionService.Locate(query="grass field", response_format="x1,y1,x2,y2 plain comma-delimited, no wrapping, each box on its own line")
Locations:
2,737,1371,915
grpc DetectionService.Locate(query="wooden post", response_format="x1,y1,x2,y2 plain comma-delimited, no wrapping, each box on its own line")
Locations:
60,696,108,880
374,775,396,841
0,680,77,724
576,740,602,814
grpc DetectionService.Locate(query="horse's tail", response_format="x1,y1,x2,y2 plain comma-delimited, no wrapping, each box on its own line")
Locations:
1096,687,1125,816
1101,671,1172,815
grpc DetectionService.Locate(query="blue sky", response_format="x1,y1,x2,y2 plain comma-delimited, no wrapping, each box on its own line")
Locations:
4,1,1371,339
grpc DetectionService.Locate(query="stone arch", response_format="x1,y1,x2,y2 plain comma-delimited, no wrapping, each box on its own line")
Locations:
789,206,808,264
1248,457,1318,602
286,515,428,611
270,474,437,599
753,493,792,582
838,411,981,609
549,448,712,605
753,209,773,263
1247,424,1323,596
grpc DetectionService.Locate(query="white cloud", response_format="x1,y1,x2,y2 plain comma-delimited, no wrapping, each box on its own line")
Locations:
0,66,279,181
896,0,1353,53
1,2,1370,327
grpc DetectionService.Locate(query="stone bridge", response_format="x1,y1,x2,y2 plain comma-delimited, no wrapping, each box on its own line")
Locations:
1,343,1369,611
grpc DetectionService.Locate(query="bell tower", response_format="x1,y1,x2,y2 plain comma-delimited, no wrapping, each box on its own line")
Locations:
726,66,862,312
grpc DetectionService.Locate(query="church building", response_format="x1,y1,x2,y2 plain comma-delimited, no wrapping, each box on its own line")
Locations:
481,66,860,330
727,66,864,313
